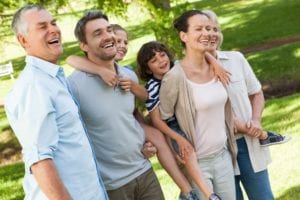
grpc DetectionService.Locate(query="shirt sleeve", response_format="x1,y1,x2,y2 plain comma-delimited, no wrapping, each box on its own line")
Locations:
145,80,159,112
239,52,262,95
67,77,81,107
15,84,59,173
159,69,179,120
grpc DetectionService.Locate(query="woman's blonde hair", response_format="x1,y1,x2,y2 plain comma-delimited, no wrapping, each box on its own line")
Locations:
202,10,223,49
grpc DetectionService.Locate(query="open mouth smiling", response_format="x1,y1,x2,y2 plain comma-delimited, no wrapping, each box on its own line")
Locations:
48,38,60,45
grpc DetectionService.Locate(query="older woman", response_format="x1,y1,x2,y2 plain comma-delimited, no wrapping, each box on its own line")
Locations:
203,10,275,200
159,10,236,200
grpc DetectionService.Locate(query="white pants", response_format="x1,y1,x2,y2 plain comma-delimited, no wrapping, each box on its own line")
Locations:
193,148,236,200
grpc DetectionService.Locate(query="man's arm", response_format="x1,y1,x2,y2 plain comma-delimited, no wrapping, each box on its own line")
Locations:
31,159,72,200
249,90,265,126
234,90,266,138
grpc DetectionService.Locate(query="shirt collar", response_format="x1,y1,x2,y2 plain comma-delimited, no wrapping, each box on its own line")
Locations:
25,55,62,78
151,76,161,82
216,51,229,60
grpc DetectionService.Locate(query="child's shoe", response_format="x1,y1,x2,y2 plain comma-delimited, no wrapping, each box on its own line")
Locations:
259,131,291,147
179,190,199,200
209,193,222,200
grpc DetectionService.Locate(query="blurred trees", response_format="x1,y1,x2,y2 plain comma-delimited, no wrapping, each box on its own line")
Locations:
0,0,195,56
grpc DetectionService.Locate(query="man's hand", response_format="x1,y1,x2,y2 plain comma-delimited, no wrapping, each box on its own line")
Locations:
142,141,157,159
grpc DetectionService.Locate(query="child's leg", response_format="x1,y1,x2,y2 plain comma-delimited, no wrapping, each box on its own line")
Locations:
183,151,212,199
140,123,193,195
167,119,213,199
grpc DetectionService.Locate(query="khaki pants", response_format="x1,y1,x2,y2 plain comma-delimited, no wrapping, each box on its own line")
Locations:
107,168,164,200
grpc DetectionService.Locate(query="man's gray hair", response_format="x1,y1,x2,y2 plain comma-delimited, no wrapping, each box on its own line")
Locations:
11,4,44,35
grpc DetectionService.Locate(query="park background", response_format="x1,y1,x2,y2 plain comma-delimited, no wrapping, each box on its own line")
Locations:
0,0,299,199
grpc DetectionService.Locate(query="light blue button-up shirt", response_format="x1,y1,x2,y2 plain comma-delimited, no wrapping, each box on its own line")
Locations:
5,56,108,200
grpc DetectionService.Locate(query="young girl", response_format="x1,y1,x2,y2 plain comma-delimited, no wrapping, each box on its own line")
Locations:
137,41,223,200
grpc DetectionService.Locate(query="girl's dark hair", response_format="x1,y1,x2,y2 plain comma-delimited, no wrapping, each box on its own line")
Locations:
137,41,174,81
173,10,208,47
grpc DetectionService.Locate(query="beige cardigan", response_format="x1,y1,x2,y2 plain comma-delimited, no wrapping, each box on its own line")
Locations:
159,62,237,165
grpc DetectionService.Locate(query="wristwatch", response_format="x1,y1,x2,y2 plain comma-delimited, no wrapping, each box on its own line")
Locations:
209,193,222,200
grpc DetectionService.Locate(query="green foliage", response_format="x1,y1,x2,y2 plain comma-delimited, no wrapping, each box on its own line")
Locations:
0,1,18,13
92,0,129,17
146,2,192,59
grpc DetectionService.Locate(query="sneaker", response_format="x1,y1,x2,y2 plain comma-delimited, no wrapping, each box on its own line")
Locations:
209,193,222,200
259,131,291,147
179,190,199,200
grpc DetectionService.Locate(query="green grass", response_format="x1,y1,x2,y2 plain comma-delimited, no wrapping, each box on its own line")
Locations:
0,107,9,132
0,162,24,200
263,93,300,200
247,42,300,83
193,0,300,50
1,93,299,200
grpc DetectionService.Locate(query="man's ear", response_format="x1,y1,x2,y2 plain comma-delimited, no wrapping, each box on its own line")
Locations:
17,34,28,49
80,42,88,53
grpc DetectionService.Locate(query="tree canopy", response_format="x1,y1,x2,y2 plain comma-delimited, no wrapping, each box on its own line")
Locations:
0,0,196,56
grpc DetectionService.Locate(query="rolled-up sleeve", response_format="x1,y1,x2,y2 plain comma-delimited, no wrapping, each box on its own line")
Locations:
239,53,261,95
14,84,58,173
159,70,178,120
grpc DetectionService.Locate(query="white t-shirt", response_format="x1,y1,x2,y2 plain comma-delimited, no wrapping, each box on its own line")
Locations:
187,78,228,158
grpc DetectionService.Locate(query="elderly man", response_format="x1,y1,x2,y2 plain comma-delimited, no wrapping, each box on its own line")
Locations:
5,5,108,200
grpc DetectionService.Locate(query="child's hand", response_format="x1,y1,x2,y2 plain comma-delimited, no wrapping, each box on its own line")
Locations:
245,120,264,138
214,65,231,86
118,76,132,92
204,52,231,85
142,141,157,159
99,68,118,87
176,136,194,158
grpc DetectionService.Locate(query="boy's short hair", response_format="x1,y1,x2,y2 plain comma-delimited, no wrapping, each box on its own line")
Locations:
137,41,174,81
